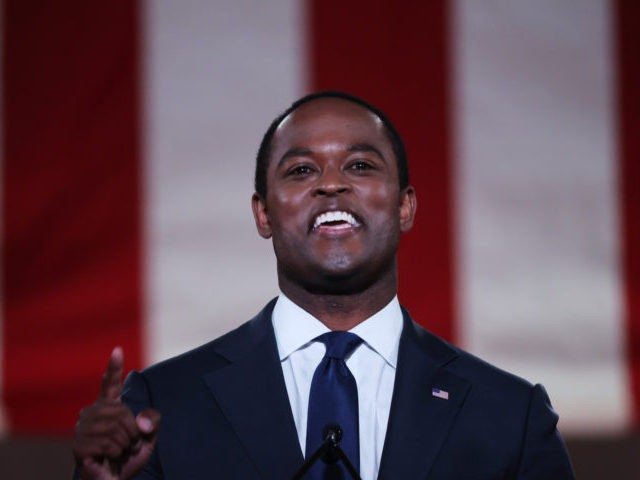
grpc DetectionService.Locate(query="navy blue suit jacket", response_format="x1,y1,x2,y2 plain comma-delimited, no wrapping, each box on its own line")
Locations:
122,299,574,479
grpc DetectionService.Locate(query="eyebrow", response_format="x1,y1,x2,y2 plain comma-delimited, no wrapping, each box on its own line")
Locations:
277,147,313,168
346,143,385,161
276,143,386,168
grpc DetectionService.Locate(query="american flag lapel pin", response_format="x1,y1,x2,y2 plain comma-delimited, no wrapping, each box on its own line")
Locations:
432,387,449,400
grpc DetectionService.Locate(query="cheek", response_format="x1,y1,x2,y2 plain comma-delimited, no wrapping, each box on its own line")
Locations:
269,182,310,208
358,183,401,214
266,196,309,239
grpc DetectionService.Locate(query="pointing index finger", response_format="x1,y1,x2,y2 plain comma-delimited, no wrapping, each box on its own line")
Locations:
100,346,124,401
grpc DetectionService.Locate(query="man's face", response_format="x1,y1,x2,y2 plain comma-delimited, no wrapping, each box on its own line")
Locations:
252,98,416,294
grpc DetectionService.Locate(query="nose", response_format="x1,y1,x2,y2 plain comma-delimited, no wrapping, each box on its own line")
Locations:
313,166,350,196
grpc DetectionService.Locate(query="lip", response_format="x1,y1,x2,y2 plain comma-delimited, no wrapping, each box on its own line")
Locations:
308,207,363,234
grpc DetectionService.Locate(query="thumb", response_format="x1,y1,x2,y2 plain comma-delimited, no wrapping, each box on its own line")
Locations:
120,409,162,479
136,409,161,436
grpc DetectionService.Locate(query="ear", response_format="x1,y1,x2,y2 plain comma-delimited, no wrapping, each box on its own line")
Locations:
399,186,417,233
252,193,272,239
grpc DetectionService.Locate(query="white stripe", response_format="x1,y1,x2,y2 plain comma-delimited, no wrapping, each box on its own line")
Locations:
0,0,7,438
143,0,304,362
453,0,629,433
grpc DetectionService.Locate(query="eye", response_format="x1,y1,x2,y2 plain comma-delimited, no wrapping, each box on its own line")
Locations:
348,160,375,171
286,164,315,176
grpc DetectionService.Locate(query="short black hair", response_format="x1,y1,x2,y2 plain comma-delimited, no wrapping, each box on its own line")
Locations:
254,91,409,198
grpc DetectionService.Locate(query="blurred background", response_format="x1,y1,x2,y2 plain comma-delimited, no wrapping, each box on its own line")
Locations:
1,0,638,478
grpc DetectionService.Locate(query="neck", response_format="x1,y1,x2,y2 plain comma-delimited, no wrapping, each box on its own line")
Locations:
279,274,398,331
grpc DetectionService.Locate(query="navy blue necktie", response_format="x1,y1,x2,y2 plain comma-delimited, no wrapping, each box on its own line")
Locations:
305,331,363,479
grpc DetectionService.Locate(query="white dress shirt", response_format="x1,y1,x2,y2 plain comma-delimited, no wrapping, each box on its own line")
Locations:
271,293,403,480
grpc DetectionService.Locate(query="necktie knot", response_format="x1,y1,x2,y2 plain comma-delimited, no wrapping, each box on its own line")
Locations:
316,331,363,360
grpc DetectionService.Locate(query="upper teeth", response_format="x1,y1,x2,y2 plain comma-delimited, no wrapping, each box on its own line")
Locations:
313,211,358,229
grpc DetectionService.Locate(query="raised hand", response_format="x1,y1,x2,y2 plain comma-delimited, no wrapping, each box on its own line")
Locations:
73,348,161,480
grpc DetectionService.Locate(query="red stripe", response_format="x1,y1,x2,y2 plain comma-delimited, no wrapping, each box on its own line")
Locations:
1,1,143,434
616,0,640,426
308,1,456,341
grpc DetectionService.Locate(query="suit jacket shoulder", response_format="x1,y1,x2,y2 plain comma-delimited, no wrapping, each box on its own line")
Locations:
136,298,276,389
407,313,535,391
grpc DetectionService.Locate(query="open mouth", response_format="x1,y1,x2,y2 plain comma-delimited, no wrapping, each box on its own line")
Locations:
312,210,361,232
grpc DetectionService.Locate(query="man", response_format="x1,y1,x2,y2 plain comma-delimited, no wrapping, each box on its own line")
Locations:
73,91,575,479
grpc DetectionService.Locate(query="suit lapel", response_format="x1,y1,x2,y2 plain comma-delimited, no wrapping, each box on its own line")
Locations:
203,304,304,480
378,312,471,480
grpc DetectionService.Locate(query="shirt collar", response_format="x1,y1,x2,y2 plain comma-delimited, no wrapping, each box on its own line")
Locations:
272,292,403,368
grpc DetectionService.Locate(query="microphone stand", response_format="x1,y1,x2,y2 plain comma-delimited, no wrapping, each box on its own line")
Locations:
292,424,361,480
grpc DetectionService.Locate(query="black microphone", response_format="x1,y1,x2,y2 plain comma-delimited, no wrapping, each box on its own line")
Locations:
320,424,342,464
291,423,361,480
322,424,342,444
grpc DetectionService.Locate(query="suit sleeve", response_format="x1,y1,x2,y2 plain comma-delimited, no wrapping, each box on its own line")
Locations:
121,370,164,480
515,384,575,479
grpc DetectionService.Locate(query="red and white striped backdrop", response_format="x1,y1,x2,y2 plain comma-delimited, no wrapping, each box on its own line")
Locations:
1,0,638,437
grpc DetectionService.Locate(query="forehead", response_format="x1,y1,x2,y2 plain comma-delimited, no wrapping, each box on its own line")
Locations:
271,98,391,155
